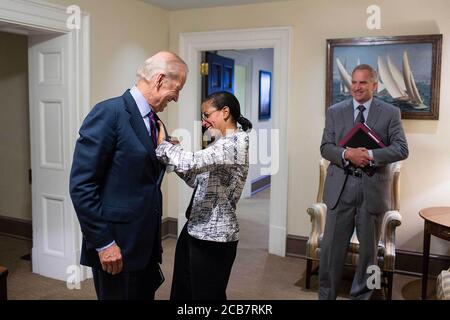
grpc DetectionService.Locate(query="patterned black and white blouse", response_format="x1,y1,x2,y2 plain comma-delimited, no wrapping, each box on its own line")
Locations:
156,130,249,242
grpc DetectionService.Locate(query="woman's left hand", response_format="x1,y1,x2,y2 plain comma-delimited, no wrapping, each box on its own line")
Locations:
169,136,180,145
157,120,166,145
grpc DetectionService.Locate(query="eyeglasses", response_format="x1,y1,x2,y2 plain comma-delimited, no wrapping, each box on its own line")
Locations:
201,109,220,121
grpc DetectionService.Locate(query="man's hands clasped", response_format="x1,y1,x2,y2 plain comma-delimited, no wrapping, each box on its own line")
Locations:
344,147,373,168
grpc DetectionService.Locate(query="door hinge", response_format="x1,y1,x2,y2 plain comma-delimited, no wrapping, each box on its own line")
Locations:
29,169,32,184
200,62,208,76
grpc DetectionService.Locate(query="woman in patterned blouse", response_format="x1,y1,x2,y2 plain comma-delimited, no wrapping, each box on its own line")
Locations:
156,91,252,300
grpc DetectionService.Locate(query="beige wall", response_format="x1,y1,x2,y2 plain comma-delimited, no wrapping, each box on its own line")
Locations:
48,0,170,105
168,0,450,255
0,31,31,221
46,0,171,217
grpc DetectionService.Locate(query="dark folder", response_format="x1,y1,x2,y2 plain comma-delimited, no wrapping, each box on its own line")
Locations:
339,123,385,176
339,122,385,149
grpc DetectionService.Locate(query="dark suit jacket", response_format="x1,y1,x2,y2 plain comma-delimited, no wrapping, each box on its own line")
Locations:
70,90,165,272
320,98,409,213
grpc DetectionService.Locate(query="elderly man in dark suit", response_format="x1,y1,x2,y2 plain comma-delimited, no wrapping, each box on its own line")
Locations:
69,51,187,300
319,64,409,300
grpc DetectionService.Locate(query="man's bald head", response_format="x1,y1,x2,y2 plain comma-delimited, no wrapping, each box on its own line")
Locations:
137,51,188,82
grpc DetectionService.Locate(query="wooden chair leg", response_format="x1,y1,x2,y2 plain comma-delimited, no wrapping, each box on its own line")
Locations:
306,258,312,289
385,271,393,300
0,266,8,300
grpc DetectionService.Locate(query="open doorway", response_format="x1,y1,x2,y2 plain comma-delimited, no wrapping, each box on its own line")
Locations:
0,30,33,273
0,23,75,282
200,49,274,251
0,0,90,282
178,27,291,256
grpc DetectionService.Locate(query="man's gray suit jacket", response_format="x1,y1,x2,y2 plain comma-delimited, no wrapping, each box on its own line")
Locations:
320,98,409,213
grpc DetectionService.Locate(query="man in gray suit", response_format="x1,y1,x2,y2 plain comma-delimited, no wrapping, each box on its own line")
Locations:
319,64,408,300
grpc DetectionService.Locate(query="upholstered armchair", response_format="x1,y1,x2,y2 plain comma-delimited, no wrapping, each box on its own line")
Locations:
305,158,402,300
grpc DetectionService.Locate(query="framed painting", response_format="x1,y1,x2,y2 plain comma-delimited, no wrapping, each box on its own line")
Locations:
258,70,272,120
326,34,442,120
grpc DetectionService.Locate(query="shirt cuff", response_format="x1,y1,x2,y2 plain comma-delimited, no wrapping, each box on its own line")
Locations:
342,149,349,167
368,150,374,166
96,241,115,252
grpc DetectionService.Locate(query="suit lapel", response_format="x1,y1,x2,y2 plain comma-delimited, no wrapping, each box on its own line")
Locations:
153,112,167,185
123,90,157,159
342,100,355,134
366,98,381,129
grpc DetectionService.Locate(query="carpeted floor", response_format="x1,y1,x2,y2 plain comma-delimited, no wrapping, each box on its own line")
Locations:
0,188,435,300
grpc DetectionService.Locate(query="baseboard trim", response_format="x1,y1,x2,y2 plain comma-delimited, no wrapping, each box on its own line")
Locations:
395,249,450,276
162,217,178,239
0,216,179,242
0,215,32,240
286,235,309,259
251,175,271,195
286,234,450,276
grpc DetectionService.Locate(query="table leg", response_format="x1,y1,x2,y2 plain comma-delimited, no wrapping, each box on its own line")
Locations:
422,221,431,300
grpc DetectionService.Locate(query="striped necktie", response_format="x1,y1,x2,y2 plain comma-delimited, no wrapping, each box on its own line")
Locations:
355,105,366,124
148,111,157,146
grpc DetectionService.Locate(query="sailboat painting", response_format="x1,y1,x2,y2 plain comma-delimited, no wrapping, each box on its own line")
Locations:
326,35,442,120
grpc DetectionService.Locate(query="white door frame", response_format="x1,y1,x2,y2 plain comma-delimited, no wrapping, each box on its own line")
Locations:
179,27,291,256
0,0,90,280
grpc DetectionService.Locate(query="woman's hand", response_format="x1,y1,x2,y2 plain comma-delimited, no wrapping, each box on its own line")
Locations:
157,120,166,145
169,137,180,145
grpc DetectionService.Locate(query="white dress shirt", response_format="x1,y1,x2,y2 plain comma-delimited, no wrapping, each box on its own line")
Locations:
342,98,374,165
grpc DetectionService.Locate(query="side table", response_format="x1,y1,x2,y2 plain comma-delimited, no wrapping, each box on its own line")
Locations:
419,207,450,300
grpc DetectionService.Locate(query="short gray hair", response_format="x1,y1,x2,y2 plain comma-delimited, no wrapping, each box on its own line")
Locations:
136,51,188,82
352,64,378,83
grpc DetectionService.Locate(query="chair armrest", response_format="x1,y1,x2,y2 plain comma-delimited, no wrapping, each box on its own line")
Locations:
306,202,327,259
381,210,402,271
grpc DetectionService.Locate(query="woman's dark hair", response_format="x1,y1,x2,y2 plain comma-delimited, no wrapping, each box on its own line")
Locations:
204,91,253,132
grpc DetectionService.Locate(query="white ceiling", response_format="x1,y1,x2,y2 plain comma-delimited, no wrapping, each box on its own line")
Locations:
142,0,286,11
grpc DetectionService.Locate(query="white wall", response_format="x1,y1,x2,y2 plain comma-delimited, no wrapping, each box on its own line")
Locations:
219,49,274,197
168,0,450,256
48,0,169,104
0,31,31,221
239,49,273,191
